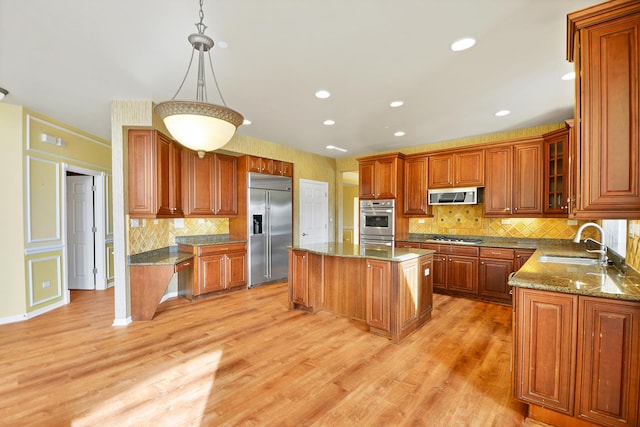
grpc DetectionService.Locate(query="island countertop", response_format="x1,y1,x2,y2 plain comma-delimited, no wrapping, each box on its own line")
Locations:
509,245,640,302
289,242,434,262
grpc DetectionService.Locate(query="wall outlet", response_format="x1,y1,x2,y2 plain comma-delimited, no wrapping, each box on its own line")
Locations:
418,219,425,224
42,281,51,288
153,219,159,225
198,219,205,224
567,219,578,225
131,219,139,228
174,218,185,228
501,219,511,225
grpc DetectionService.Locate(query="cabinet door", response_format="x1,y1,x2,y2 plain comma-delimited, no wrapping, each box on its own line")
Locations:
431,254,447,291
514,249,535,270
289,250,308,306
183,150,216,216
455,150,485,187
358,161,376,199
485,146,512,216
478,258,514,303
576,297,640,427
247,155,263,173
168,141,183,216
447,255,478,294
155,134,172,216
419,256,433,319
397,258,419,332
281,161,293,177
198,254,225,295
128,129,157,216
514,288,577,415
225,250,247,289
404,156,429,215
428,154,453,188
513,142,543,215
576,14,640,218
375,158,397,199
214,153,237,215
543,128,569,215
366,259,391,332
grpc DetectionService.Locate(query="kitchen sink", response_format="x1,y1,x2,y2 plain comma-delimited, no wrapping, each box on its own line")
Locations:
538,254,602,266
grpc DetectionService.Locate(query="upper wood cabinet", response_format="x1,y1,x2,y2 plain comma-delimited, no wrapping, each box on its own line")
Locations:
247,155,293,177
128,129,183,218
543,126,570,216
567,1,640,218
484,140,543,216
358,153,405,200
182,150,237,217
428,150,484,189
403,154,431,216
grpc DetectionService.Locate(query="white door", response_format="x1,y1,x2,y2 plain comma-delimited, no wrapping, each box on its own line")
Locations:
67,175,96,290
299,179,328,245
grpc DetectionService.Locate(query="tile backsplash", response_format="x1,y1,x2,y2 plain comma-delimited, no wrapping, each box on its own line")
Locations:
409,204,596,240
128,217,229,254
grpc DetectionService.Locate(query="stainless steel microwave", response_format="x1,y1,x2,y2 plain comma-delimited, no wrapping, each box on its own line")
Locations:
428,187,479,205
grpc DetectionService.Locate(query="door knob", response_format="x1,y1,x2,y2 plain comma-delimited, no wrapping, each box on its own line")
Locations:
302,232,308,236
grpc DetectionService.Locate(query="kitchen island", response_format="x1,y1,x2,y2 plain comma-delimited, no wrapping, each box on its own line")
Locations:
288,243,434,343
509,247,640,427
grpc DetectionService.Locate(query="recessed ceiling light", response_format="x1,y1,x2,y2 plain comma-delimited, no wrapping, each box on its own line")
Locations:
561,71,576,81
0,87,8,100
494,110,511,117
217,41,229,49
323,119,335,126
315,90,331,99
243,119,252,125
451,37,476,52
390,100,404,108
394,131,405,137
326,145,347,152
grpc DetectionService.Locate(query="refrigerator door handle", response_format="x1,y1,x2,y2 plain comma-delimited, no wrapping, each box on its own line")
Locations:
266,192,271,279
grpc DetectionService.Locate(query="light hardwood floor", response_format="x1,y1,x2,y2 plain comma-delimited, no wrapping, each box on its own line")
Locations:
0,283,534,426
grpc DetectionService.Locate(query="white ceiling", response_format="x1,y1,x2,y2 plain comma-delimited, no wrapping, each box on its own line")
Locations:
0,0,602,159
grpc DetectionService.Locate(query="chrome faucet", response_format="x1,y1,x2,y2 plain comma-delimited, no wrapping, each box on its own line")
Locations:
573,222,608,265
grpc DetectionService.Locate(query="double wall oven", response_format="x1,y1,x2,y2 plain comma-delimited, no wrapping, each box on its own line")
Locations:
360,199,395,246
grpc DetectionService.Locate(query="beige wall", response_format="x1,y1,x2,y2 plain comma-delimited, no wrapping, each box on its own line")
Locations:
0,104,112,322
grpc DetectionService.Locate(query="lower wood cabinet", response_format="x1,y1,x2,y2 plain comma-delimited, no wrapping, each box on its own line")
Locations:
421,244,478,295
178,243,247,298
366,259,391,332
288,249,322,311
479,247,515,303
514,287,640,426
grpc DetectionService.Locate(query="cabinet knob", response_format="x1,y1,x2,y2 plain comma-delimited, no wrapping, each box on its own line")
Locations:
504,208,511,212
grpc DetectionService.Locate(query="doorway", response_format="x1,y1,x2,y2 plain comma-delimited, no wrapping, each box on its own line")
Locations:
299,179,328,245
64,166,108,295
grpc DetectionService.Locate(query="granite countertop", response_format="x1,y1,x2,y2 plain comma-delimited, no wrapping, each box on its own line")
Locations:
509,245,640,302
129,246,194,266
175,234,247,246
290,242,434,262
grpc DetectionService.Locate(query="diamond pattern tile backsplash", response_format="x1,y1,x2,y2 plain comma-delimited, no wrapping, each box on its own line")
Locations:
409,204,597,240
128,217,229,254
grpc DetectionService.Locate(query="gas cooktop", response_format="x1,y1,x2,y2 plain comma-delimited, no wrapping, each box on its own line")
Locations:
423,236,483,245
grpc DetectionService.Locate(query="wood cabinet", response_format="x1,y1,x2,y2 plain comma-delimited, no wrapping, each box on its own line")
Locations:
248,155,293,177
568,1,640,219
514,249,535,271
514,287,640,426
182,150,237,217
178,243,247,298
543,126,570,216
358,153,405,200
288,249,322,311
485,140,543,216
366,259,391,333
403,154,431,216
421,243,478,295
575,297,640,427
478,247,514,303
514,288,578,415
128,129,183,218
418,256,434,320
428,150,484,189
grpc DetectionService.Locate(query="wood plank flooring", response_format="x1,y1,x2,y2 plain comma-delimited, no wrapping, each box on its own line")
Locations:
0,283,534,426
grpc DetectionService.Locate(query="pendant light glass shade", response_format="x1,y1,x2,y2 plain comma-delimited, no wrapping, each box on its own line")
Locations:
155,0,242,156
155,100,243,154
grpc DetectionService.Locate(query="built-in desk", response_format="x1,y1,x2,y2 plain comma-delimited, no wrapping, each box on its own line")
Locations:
128,247,195,321
288,243,434,343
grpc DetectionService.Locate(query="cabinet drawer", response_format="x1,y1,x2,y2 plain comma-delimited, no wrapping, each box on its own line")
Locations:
396,241,421,248
175,258,195,272
439,245,479,256
420,243,440,252
479,247,514,260
198,242,246,256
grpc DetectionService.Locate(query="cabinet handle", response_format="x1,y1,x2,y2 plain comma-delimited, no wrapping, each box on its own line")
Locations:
481,261,485,265
504,208,510,212
514,207,518,211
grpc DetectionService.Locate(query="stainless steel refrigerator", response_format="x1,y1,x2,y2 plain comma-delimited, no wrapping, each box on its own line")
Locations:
248,172,293,288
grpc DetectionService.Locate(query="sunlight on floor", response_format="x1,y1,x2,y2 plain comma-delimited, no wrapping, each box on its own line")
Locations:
71,350,223,426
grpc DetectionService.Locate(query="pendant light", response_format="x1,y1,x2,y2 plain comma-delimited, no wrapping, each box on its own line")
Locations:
155,0,243,158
